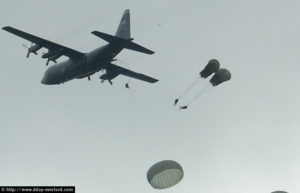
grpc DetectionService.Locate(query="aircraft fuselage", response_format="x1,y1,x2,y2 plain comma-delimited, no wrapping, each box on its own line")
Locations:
41,44,123,85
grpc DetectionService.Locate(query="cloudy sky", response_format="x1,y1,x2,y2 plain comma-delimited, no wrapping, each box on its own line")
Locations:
1,1,300,193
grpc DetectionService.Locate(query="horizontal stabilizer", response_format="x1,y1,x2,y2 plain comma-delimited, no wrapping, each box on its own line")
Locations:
125,42,154,55
121,69,158,83
91,31,132,44
92,31,154,55
110,63,158,83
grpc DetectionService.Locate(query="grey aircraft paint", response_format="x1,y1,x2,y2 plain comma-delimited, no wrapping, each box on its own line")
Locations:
2,9,158,85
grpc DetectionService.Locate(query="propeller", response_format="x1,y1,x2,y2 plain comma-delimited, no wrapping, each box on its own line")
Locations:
42,51,60,66
100,79,113,85
22,43,33,58
22,43,41,58
42,52,49,66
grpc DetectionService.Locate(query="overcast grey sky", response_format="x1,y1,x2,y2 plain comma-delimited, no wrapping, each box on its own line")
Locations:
1,1,300,193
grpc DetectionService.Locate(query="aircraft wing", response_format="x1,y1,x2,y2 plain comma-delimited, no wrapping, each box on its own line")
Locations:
2,26,84,59
110,63,158,83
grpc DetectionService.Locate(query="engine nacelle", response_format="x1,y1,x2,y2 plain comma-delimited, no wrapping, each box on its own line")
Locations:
29,44,42,53
45,54,63,66
24,43,42,58
42,48,64,59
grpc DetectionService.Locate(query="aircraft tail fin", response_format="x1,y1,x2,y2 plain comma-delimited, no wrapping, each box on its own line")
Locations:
91,9,154,55
115,9,130,39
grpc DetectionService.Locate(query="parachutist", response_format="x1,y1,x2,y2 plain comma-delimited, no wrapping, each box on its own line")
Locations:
174,98,179,106
179,106,188,110
125,83,130,88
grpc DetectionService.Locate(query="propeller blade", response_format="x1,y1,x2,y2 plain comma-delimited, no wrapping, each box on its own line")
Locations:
22,44,29,49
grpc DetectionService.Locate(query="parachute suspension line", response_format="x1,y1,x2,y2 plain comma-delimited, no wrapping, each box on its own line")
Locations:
174,77,201,106
178,77,201,99
186,82,212,106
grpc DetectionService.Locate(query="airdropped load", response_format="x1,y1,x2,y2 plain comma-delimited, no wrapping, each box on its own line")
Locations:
174,59,231,109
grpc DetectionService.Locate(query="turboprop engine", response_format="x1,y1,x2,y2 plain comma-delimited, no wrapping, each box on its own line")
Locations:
99,70,119,85
42,48,64,65
22,43,42,58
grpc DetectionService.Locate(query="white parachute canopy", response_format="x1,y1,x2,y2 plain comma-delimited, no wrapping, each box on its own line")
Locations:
147,160,184,189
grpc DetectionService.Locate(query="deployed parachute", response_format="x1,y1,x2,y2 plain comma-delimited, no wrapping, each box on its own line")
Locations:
200,59,220,78
209,68,231,86
174,59,231,109
147,160,184,189
174,60,217,106
271,191,288,193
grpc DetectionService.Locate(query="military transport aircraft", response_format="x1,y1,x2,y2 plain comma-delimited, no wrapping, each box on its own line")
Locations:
2,9,158,85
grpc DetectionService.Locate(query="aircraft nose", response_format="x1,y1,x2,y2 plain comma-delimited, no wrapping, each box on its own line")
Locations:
41,75,49,85
41,68,53,85
41,69,58,85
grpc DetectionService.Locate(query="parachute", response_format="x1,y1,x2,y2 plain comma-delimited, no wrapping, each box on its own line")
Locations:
174,59,231,109
147,160,184,189
271,191,288,193
209,68,231,86
200,59,220,78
